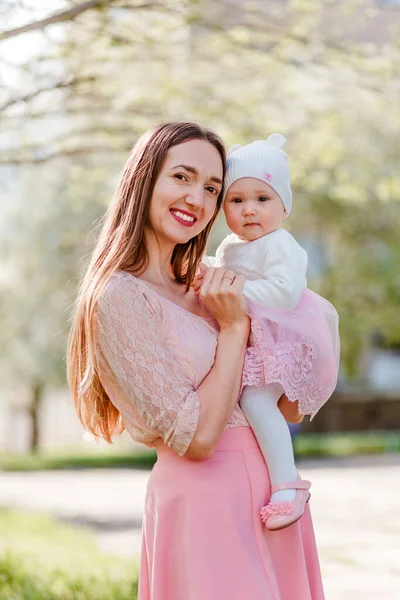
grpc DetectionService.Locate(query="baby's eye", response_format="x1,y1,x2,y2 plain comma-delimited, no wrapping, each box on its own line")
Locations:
232,197,242,203
258,196,269,202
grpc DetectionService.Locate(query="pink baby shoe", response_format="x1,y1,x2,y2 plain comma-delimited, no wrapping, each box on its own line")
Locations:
260,479,311,531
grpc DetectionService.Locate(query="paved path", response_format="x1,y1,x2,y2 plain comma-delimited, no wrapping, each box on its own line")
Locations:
1,454,399,599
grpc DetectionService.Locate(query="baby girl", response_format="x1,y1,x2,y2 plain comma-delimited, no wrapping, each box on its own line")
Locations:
194,134,340,530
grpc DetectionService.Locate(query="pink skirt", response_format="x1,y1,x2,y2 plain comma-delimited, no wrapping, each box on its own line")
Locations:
243,289,340,418
139,427,325,600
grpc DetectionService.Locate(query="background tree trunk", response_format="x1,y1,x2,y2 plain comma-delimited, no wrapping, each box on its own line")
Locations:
29,381,44,453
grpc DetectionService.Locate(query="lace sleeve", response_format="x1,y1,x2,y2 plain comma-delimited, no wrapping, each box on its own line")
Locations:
94,272,200,456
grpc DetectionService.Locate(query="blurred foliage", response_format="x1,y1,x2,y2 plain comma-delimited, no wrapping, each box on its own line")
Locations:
0,161,115,385
0,446,157,471
293,429,400,457
0,508,137,599
0,0,400,408
2,430,400,470
0,161,115,449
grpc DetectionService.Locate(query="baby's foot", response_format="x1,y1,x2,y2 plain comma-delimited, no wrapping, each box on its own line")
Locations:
270,488,296,503
261,479,312,531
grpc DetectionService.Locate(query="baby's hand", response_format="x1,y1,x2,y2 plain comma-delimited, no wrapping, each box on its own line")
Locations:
192,263,208,295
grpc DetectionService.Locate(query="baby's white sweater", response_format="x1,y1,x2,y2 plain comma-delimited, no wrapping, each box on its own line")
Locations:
206,228,308,311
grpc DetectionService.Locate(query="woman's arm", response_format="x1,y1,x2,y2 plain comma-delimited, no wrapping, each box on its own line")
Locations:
95,270,249,461
278,394,304,424
186,268,250,459
185,323,248,459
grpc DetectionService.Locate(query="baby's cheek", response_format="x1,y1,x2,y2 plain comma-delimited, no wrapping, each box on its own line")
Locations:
224,205,237,227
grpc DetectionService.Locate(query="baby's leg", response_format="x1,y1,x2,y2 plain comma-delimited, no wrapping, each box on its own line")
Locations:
240,383,297,503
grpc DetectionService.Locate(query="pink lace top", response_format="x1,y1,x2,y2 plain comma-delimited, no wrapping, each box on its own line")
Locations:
94,271,249,456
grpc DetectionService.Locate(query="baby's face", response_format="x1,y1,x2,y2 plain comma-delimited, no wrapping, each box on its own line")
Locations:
224,177,287,241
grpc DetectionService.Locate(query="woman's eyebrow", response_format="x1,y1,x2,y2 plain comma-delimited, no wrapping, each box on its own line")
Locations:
226,190,271,197
171,164,222,185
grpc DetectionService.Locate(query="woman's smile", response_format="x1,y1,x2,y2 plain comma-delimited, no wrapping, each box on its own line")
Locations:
170,208,198,227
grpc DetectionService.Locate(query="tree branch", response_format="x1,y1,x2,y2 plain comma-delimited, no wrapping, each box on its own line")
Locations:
0,103,161,121
0,1,170,41
0,144,131,165
0,76,95,112
0,0,112,41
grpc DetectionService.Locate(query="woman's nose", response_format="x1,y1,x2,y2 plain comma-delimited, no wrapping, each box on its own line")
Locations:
185,185,204,209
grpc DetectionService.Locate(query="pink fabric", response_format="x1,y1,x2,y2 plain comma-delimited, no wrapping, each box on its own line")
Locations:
243,289,340,418
94,271,248,456
95,271,325,598
139,427,325,600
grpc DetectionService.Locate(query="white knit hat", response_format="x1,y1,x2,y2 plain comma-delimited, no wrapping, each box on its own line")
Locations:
223,133,292,214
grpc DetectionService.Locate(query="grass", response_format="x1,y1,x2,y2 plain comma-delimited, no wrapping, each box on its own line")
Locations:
1,431,400,472
294,430,400,458
0,508,138,600
0,447,156,472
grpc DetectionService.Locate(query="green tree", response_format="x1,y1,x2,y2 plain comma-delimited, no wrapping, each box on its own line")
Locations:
1,0,400,402
0,160,114,450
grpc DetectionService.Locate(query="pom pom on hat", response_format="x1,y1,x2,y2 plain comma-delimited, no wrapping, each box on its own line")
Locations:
266,133,287,150
223,133,293,214
227,144,242,157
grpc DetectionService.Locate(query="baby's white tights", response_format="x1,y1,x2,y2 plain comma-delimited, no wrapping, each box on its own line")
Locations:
240,383,297,504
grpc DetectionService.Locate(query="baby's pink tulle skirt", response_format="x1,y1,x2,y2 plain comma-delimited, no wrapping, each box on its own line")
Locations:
242,289,340,418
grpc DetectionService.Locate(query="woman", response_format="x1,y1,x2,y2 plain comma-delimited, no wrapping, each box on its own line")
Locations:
67,122,325,599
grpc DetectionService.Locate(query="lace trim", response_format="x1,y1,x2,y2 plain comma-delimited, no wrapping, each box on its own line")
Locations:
242,320,335,418
167,391,200,456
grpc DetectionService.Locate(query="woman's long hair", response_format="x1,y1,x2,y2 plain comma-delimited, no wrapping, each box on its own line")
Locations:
67,122,226,442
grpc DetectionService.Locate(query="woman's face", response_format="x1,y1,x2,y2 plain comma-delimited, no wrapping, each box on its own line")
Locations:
148,139,223,250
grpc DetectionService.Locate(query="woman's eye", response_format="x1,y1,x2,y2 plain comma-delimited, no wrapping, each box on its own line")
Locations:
206,185,218,195
258,196,268,202
174,173,188,181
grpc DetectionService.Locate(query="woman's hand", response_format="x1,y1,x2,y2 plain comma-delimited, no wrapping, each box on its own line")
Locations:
192,263,208,295
278,394,304,424
199,267,249,332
